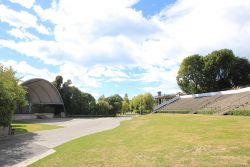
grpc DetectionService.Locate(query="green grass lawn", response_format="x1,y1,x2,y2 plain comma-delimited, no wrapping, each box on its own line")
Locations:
30,114,250,167
12,121,62,134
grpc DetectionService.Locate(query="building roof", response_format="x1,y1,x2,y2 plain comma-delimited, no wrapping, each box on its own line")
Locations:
21,78,64,105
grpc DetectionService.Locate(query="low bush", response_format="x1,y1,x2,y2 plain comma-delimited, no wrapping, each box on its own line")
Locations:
196,109,218,115
226,109,250,116
133,109,140,114
157,110,191,114
0,102,14,126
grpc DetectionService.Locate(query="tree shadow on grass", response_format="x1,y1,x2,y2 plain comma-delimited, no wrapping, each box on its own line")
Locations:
13,127,28,134
12,122,29,134
0,132,49,167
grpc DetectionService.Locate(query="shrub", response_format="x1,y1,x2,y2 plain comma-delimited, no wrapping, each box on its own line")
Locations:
226,109,250,116
0,100,15,126
133,109,140,114
157,110,191,114
196,109,218,115
0,64,27,126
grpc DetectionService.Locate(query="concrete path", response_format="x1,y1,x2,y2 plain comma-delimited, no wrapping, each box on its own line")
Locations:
0,117,131,167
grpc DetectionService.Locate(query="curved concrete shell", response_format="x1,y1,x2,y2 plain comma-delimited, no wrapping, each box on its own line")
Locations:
22,78,64,105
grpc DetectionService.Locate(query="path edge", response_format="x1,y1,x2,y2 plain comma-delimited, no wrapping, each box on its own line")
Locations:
12,149,56,167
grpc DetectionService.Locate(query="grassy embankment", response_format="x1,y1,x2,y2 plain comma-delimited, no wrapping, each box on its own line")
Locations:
30,114,250,167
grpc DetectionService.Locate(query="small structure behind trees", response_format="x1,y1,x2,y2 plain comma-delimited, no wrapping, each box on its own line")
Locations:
154,91,178,105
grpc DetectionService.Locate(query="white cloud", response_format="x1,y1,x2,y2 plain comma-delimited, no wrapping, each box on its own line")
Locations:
0,40,65,65
7,28,39,40
0,60,57,81
32,0,250,65
9,0,35,9
88,65,129,79
137,65,180,94
32,0,160,66
0,59,100,88
138,66,178,83
58,63,101,88
0,4,50,35
1,0,250,96
153,0,250,56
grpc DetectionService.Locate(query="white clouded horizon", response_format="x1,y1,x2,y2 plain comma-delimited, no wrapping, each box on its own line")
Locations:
1,0,250,97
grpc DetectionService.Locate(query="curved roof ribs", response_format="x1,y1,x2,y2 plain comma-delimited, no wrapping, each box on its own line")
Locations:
22,78,64,105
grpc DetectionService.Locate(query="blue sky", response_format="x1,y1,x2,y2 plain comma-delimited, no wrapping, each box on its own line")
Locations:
1,0,250,99
133,0,175,17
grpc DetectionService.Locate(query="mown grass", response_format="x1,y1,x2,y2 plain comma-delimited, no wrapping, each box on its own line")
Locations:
11,121,62,134
30,114,250,167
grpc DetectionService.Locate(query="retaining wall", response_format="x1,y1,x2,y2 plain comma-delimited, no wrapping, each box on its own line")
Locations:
13,113,54,120
0,126,9,137
181,87,250,99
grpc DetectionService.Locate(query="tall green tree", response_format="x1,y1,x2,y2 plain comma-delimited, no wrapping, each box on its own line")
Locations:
131,93,154,114
105,94,123,116
96,94,123,116
52,76,96,115
98,95,106,102
177,54,205,94
0,64,27,126
121,93,130,114
231,57,250,87
204,49,235,91
177,49,250,94
52,75,63,91
96,100,112,115
131,94,143,113
60,79,72,113
143,93,155,112
66,87,96,115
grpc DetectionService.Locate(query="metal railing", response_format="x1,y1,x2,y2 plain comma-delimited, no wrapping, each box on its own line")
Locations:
153,96,180,112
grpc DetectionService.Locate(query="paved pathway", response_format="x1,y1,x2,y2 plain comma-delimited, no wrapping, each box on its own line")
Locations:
0,117,131,167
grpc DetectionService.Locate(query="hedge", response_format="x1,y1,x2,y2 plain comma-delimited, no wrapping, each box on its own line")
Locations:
226,109,250,116
157,110,191,114
195,109,219,115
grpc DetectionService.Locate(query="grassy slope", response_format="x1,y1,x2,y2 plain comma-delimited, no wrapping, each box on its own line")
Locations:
30,114,250,167
12,121,62,134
